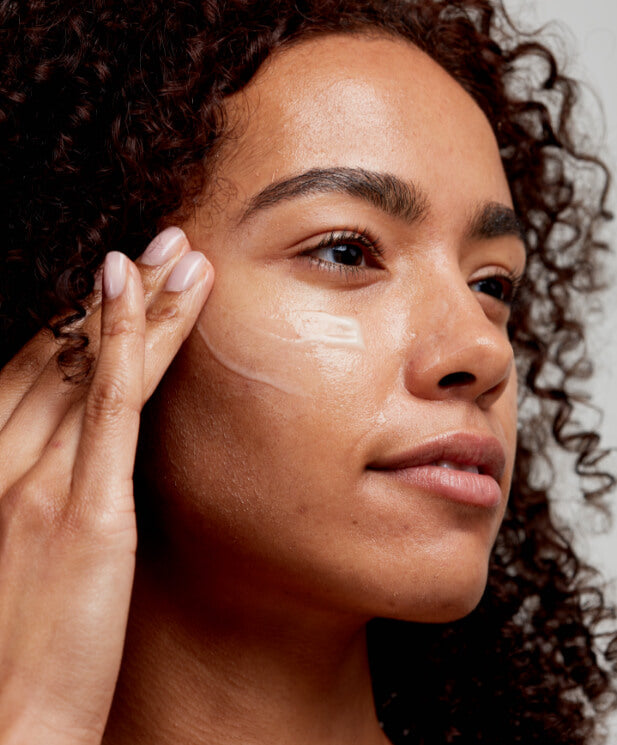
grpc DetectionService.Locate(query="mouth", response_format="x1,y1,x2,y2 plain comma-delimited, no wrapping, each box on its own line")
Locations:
366,432,507,508
428,460,481,473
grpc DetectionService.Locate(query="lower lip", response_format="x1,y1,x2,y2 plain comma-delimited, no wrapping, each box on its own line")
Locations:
371,465,502,508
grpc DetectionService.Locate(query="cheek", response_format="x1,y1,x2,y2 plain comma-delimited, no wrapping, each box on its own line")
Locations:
143,337,371,588
142,351,504,623
146,286,389,557
140,291,512,621
197,302,366,398
193,252,402,414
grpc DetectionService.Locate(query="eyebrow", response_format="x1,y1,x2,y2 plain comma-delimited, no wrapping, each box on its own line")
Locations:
466,201,526,242
239,167,428,224
239,166,525,244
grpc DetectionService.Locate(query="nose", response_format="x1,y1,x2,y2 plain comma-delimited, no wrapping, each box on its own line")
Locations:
403,281,514,409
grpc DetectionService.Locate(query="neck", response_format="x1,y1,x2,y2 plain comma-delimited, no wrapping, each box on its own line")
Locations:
102,556,389,745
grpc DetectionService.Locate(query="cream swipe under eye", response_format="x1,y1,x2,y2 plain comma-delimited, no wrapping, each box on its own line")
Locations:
270,311,365,350
197,310,365,395
197,323,303,395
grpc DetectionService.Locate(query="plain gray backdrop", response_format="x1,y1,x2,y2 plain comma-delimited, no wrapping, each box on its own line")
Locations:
503,0,617,590
503,1,617,737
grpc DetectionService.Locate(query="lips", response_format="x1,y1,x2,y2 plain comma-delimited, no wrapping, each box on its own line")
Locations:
431,460,479,473
366,432,507,508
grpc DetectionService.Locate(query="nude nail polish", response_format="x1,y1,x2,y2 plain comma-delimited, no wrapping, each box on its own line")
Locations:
164,252,208,292
141,226,187,266
103,252,127,299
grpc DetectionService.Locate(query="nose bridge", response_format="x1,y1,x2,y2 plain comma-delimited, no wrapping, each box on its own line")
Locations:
403,274,513,404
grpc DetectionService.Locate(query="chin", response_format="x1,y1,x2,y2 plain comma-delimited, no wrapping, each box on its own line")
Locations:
391,589,487,625
369,558,491,625
416,588,487,624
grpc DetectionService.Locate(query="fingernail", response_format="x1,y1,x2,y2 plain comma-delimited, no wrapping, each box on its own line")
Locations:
103,252,127,299
141,226,187,266
164,252,208,292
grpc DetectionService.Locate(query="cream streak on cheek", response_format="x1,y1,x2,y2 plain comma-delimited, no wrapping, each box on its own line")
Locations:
197,308,365,396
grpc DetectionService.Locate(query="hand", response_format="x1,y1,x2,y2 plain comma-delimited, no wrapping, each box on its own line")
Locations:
0,228,213,744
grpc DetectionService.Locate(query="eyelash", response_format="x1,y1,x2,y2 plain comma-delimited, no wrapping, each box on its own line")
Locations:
300,229,523,306
301,229,385,278
470,270,523,307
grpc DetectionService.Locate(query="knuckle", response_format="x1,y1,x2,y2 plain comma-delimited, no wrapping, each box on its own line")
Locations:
0,474,136,552
6,480,44,510
146,301,180,323
85,374,130,421
102,316,144,338
55,500,96,539
2,478,62,533
62,497,137,547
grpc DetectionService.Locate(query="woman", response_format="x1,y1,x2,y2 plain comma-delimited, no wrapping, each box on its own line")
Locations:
0,0,615,743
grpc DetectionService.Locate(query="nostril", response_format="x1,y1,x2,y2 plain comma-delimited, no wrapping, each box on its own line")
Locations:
438,371,476,388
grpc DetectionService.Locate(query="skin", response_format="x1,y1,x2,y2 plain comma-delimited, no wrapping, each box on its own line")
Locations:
0,31,526,745
106,33,524,745
0,240,213,743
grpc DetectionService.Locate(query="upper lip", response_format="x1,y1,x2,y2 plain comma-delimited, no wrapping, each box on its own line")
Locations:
367,431,507,483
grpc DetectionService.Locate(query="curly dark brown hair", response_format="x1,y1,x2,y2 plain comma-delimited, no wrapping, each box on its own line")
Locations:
1,0,616,742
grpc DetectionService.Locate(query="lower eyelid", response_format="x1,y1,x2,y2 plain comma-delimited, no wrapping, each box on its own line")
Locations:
304,254,368,277
472,272,522,300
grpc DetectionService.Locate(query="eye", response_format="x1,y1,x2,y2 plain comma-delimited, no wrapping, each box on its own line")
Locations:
301,230,384,276
310,243,366,267
470,273,521,306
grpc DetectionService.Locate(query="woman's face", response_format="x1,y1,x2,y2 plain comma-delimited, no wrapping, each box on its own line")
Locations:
143,33,526,624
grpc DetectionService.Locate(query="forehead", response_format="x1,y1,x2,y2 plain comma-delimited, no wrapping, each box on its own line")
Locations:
218,32,512,215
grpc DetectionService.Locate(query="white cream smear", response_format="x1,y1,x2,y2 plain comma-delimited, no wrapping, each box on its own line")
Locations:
197,309,365,396
269,310,364,349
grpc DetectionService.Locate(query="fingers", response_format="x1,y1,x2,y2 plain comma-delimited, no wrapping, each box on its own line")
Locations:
0,227,194,429
0,355,79,488
0,228,213,498
67,253,145,524
142,247,215,399
69,245,212,519
75,226,192,357
0,231,213,743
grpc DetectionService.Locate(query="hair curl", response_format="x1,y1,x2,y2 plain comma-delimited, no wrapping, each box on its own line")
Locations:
1,0,616,742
